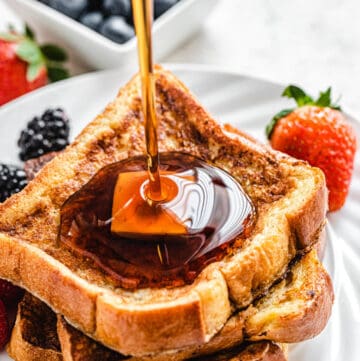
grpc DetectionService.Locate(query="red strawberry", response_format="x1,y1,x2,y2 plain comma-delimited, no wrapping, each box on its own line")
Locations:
0,26,69,106
0,279,23,306
267,86,357,212
0,299,9,350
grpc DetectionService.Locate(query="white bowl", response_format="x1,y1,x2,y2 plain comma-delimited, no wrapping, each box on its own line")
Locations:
4,0,218,70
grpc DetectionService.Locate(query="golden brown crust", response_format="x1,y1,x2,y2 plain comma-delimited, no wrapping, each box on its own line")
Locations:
11,299,287,361
189,342,288,361
7,323,62,361
7,294,62,361
315,223,327,260
10,248,329,361
0,66,329,355
285,168,328,249
245,250,334,343
57,317,124,361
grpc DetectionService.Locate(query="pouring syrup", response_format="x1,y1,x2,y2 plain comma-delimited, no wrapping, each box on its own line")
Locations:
58,0,255,289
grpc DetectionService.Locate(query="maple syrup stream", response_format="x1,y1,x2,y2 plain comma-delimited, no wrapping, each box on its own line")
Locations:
132,0,162,201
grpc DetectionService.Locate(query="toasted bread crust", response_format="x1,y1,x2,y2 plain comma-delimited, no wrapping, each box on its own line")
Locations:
245,250,334,343
7,318,62,361
7,323,62,361
58,316,286,361
7,293,62,361
0,67,328,355
190,342,288,361
9,246,330,361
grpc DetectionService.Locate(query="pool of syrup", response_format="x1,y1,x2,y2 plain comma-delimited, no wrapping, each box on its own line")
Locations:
59,152,255,289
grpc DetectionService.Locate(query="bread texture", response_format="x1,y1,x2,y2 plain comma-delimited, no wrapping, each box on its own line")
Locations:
10,294,287,361
0,66,328,355
190,342,288,361
7,293,62,361
8,249,331,361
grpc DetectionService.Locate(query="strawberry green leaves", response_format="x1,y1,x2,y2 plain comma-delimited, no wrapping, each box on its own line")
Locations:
26,62,44,82
315,88,341,110
265,109,294,138
41,44,68,62
16,39,43,64
15,38,45,82
266,85,342,139
41,44,69,82
25,24,35,40
47,67,70,82
0,32,21,42
0,25,69,83
282,85,313,107
282,85,341,110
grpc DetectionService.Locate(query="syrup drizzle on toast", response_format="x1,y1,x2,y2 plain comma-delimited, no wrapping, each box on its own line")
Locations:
58,1,255,289
59,153,255,289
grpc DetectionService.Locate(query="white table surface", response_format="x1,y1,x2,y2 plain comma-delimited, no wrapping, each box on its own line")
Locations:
1,0,360,118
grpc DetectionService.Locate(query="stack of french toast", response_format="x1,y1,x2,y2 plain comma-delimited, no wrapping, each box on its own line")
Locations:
0,67,333,361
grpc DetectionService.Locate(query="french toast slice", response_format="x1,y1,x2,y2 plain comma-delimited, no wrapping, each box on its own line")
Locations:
8,290,287,361
0,66,328,355
8,249,331,361
8,297,288,361
57,317,288,361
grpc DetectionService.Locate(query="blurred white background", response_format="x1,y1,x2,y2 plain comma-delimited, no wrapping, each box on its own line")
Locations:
166,0,360,117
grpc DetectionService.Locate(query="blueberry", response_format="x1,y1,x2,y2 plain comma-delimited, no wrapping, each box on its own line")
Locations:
100,16,134,44
102,0,131,18
80,11,104,31
154,0,178,18
48,0,88,19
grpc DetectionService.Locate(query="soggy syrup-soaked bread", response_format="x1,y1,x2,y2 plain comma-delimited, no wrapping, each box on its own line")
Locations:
0,66,328,355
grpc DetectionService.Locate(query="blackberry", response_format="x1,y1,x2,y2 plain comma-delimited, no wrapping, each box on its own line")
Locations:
0,164,28,202
18,108,70,161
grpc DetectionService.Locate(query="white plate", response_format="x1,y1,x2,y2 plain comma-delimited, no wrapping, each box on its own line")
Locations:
0,64,359,360
3,0,218,69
